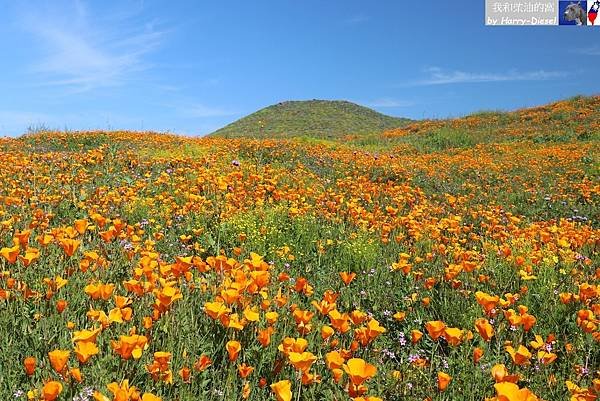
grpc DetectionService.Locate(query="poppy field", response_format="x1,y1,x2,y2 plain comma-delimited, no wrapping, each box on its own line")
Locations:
0,96,598,401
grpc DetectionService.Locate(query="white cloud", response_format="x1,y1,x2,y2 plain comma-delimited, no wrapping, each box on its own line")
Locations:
175,103,237,118
0,108,153,137
364,98,415,108
573,46,600,56
343,15,370,25
405,67,569,86
20,1,165,92
0,110,52,136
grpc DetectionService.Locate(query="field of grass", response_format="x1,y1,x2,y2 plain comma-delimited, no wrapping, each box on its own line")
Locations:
0,96,598,401
210,100,411,139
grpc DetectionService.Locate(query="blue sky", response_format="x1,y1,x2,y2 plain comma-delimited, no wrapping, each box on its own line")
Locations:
0,0,599,136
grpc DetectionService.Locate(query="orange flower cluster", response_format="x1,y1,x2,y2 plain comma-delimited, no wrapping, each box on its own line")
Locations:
0,122,597,400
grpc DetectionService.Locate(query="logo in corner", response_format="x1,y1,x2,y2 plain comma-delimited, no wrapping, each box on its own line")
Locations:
559,1,588,25
588,0,600,24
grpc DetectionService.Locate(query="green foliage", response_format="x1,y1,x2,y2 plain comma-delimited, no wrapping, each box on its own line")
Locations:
407,128,479,152
211,100,411,139
0,96,598,401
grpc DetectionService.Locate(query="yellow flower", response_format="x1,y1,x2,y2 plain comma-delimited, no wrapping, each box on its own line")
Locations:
342,358,377,386
270,380,292,401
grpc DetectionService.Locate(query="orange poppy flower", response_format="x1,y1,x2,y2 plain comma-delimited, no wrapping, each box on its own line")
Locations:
75,341,99,363
226,340,241,361
442,327,463,346
312,298,336,315
42,381,63,401
332,368,344,383
339,271,356,285
238,363,255,378
288,351,317,372
84,282,115,301
321,325,334,340
437,371,451,391
278,337,308,355
74,219,89,234
566,381,597,401
425,321,446,340
537,350,557,365
343,358,377,386
108,296,133,323
493,382,540,401
111,334,148,360
292,308,314,334
505,345,532,366
473,347,484,364
475,318,494,341
59,238,81,257
270,380,292,401
204,301,230,320
257,326,274,347
72,327,101,343
393,311,406,322
0,244,20,264
48,349,70,373
99,228,117,243
106,380,140,401
491,364,519,383
475,291,499,315
179,366,191,383
366,318,387,339
328,309,351,333
242,306,260,322
154,285,182,312
349,310,367,325
529,335,545,350
249,270,270,290
193,355,212,372
55,299,68,313
18,247,40,267
325,350,345,370
14,230,31,247
411,329,423,344
265,311,279,324
242,382,251,399
24,356,36,376
146,352,173,383
152,352,172,370
70,367,83,382
520,313,536,332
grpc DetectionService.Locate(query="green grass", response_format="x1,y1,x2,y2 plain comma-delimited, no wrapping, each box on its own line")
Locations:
0,97,598,401
210,100,411,139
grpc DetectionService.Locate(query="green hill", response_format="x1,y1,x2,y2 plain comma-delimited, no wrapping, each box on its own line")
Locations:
210,100,411,139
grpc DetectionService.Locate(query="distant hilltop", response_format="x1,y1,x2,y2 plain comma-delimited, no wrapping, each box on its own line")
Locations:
210,99,411,139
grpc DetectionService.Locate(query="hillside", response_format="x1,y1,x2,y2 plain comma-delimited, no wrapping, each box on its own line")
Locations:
348,94,600,150
210,99,411,138
0,98,598,400
0,95,598,400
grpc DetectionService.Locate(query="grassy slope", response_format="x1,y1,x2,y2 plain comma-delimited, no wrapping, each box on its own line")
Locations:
354,95,600,150
0,96,597,400
210,100,411,139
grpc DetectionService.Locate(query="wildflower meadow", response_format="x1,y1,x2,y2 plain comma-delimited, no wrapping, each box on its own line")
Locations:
0,96,598,401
